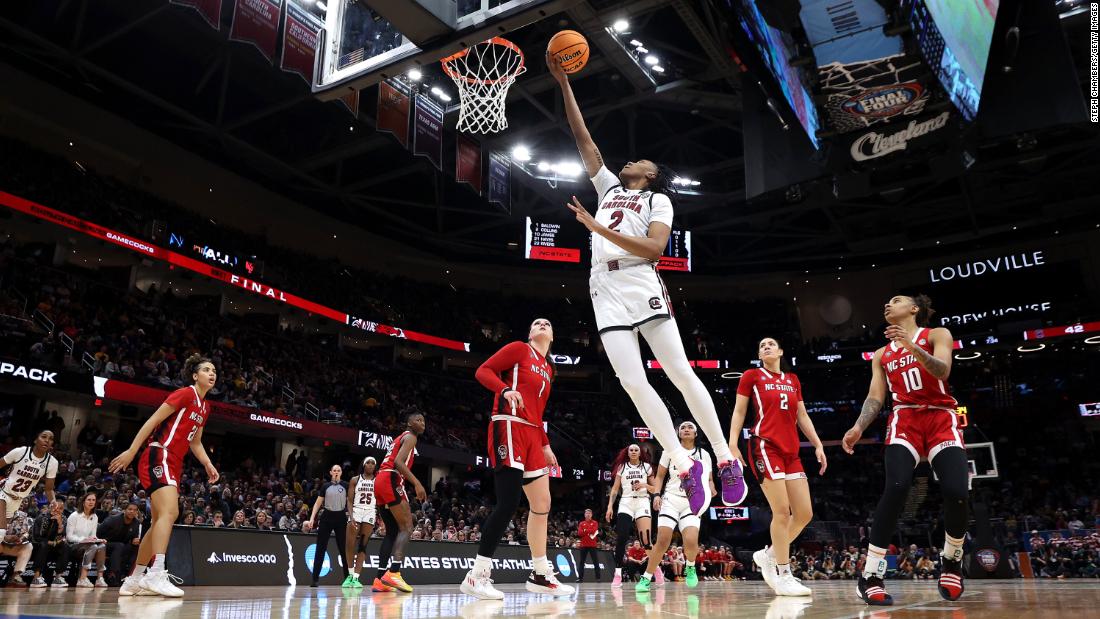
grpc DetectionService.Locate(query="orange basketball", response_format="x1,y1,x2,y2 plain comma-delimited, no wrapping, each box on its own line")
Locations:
548,30,589,74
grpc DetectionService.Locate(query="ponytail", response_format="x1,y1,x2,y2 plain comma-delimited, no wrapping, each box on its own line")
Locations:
909,295,936,327
182,353,213,382
646,163,679,208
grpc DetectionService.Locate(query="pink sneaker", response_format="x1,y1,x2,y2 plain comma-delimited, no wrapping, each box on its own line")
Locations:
611,571,622,588
654,568,665,585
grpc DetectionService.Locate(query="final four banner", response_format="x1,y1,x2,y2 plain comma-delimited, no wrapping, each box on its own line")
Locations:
171,0,223,30
280,0,323,84
413,94,444,171
488,151,510,213
456,133,482,195
377,79,411,147
229,0,281,62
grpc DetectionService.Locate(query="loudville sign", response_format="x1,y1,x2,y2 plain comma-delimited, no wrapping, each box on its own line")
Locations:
929,250,1045,283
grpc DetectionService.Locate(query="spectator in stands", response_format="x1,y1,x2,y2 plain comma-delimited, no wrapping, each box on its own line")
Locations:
916,554,935,580
211,511,226,528
255,511,273,531
29,498,69,588
0,508,34,587
227,510,253,529
180,512,195,526
97,501,144,586
66,492,107,587
624,541,648,581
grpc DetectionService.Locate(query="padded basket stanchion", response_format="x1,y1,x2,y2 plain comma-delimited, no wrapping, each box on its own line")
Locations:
441,37,526,134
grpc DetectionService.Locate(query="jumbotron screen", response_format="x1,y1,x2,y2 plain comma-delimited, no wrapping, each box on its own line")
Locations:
910,0,1000,121
659,229,692,272
524,218,692,270
525,217,581,263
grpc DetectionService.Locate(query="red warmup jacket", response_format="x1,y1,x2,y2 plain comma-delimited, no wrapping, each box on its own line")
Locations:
577,519,599,548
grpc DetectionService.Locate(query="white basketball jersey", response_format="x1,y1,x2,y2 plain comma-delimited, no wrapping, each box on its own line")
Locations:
1,447,57,499
618,462,652,499
658,446,712,500
353,476,375,510
589,166,674,268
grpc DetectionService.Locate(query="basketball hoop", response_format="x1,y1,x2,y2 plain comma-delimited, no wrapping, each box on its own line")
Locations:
441,37,526,134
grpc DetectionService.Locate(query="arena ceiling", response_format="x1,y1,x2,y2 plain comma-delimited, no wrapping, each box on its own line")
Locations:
0,1,1097,276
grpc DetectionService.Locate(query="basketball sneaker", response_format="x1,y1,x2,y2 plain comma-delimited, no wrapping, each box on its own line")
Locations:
938,558,965,601
754,546,777,591
717,460,748,506
774,573,811,597
51,575,68,588
611,571,622,588
94,577,108,588
684,565,698,588
140,569,184,597
856,575,892,606
654,567,665,585
371,577,395,592
679,461,707,514
526,571,575,596
29,576,47,588
634,575,651,593
380,570,413,593
341,574,359,588
460,569,504,600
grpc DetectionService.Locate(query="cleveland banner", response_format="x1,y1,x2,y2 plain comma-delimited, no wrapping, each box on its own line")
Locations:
170,0,223,30
281,0,323,85
413,94,444,170
488,151,510,213
456,133,482,195
229,0,281,62
377,79,411,147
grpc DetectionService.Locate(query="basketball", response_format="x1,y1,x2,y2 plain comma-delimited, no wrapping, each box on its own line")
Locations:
548,29,588,74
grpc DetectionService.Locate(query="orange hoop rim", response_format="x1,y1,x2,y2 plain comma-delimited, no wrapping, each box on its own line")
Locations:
441,36,526,86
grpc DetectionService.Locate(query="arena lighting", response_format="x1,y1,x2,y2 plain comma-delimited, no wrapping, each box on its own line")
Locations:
511,145,531,162
1084,336,1100,344
537,161,551,172
636,46,649,54
721,371,743,380
1017,344,1046,353
553,161,584,177
438,92,452,102
644,54,659,65
651,65,665,73
612,19,629,32
315,1,327,11
955,352,982,360
629,39,642,47
407,68,422,81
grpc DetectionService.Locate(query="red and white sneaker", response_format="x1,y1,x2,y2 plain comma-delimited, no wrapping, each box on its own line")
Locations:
857,575,893,606
938,559,965,601
611,571,622,588
654,567,665,585
526,572,575,596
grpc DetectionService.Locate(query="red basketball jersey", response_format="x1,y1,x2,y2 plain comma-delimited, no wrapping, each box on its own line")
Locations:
475,341,553,429
145,386,208,461
880,327,958,410
736,368,802,453
379,430,415,474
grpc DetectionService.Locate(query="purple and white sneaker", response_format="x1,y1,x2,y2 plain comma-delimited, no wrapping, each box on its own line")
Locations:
679,460,706,513
718,459,748,506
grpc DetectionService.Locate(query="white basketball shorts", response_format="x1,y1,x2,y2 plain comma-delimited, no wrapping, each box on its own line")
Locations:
589,261,673,334
617,496,652,520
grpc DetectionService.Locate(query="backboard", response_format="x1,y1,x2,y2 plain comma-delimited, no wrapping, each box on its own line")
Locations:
315,0,580,100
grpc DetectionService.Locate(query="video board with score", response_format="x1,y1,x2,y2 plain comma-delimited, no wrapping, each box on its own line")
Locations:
658,229,692,272
525,217,581,263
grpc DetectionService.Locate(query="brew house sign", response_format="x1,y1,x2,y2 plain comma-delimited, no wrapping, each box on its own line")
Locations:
928,250,1045,283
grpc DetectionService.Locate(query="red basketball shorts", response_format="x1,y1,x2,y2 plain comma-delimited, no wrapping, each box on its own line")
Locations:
747,436,804,482
137,445,183,494
886,406,965,463
373,470,407,507
487,418,547,479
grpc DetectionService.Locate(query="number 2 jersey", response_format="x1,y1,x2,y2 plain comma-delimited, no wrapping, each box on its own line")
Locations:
881,327,958,411
589,166,674,268
736,368,803,454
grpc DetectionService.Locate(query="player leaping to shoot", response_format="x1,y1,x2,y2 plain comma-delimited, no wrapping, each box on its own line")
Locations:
548,51,746,513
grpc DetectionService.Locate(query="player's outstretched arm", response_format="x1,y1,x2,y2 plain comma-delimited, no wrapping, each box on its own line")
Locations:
108,402,179,473
547,51,603,176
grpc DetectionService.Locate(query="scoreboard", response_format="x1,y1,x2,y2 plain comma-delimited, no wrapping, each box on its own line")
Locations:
525,217,581,263
524,218,692,271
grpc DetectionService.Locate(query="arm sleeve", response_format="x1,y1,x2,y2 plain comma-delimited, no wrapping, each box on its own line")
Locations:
735,370,755,397
649,193,674,228
590,166,620,200
474,341,528,393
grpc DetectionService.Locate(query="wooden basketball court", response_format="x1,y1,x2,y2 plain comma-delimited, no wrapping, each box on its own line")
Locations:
5,579,1097,618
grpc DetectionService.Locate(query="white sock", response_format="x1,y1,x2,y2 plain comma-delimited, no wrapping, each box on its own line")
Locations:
642,572,653,581
533,555,550,576
615,567,622,576
863,544,887,579
639,318,733,463
150,554,166,571
944,534,965,562
474,555,492,575
777,563,791,576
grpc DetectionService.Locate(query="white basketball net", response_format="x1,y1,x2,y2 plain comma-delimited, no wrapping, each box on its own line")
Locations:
442,38,526,135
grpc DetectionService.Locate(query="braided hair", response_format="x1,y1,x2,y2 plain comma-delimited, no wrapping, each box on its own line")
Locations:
645,163,679,207
908,294,936,327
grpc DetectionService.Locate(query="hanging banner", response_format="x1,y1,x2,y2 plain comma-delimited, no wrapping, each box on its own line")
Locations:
488,151,510,213
170,0,223,30
337,90,359,117
377,79,411,147
280,0,323,85
456,134,482,195
229,0,281,62
413,94,444,171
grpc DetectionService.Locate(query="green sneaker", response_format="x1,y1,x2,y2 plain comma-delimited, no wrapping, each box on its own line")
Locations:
351,575,364,588
341,574,358,588
635,575,652,593
685,566,698,588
